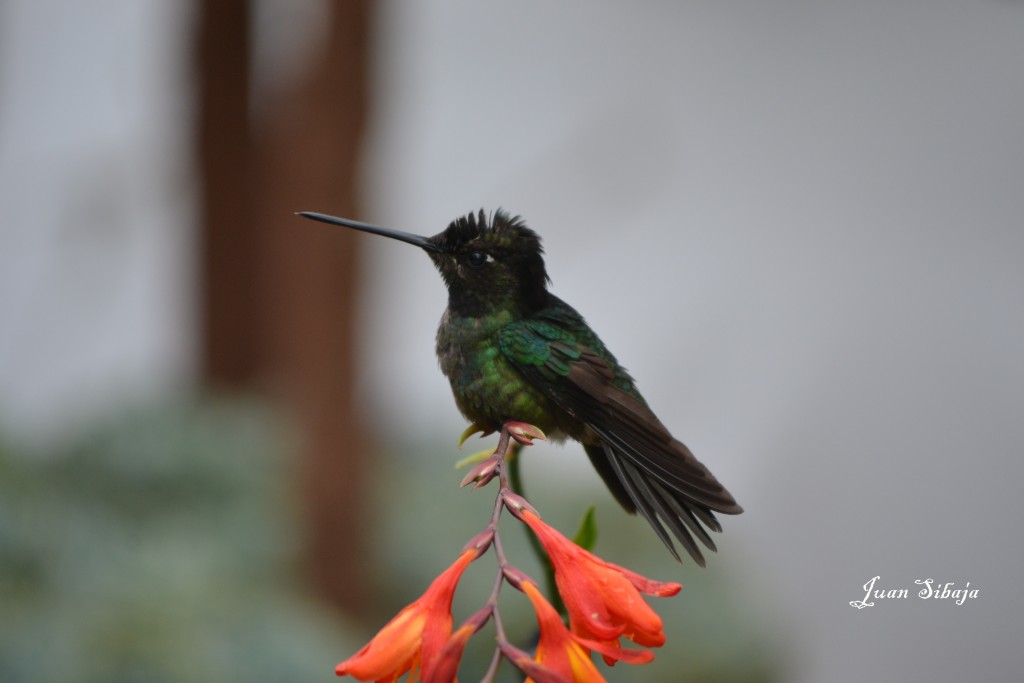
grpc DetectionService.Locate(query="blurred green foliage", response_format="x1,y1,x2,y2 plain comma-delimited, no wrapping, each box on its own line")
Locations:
0,399,352,683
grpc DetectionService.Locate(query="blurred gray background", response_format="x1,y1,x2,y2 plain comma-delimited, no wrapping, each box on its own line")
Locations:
1,1,1022,682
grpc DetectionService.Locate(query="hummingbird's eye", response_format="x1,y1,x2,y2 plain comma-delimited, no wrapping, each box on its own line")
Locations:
467,250,490,268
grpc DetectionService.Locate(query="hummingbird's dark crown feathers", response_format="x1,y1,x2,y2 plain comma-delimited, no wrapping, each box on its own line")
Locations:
426,208,552,315
434,209,542,261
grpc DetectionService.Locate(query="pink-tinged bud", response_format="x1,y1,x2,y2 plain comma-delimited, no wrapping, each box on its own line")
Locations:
459,455,500,488
501,566,534,591
499,642,570,683
462,529,495,556
462,605,494,631
501,491,539,518
421,607,492,683
505,421,547,446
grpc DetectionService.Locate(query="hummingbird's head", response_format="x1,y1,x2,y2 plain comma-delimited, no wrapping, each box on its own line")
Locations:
298,208,551,317
425,209,550,316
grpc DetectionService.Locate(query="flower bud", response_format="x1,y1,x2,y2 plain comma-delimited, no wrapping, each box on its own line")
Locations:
501,491,539,518
505,421,547,446
459,455,500,488
501,565,534,591
461,529,495,556
499,642,570,683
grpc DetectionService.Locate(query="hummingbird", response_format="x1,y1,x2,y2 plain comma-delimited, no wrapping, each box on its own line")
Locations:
298,208,742,565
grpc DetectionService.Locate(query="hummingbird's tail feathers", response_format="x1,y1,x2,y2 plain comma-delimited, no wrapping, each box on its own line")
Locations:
583,442,638,511
589,428,733,565
611,446,708,565
601,444,683,562
595,422,741,514
649,478,719,551
684,495,724,533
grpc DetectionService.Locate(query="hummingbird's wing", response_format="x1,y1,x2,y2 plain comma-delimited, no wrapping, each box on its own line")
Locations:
499,308,742,565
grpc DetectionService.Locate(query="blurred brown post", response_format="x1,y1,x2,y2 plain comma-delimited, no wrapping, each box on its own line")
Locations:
196,0,372,617
197,0,256,386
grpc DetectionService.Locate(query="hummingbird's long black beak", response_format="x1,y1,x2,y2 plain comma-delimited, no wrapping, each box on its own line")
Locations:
297,212,441,253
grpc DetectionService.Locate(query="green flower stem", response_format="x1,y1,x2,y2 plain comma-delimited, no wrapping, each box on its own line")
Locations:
506,443,566,618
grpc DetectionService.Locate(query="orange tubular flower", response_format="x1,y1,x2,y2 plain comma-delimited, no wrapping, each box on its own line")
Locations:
336,549,477,682
522,581,606,682
519,581,653,683
519,509,681,659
